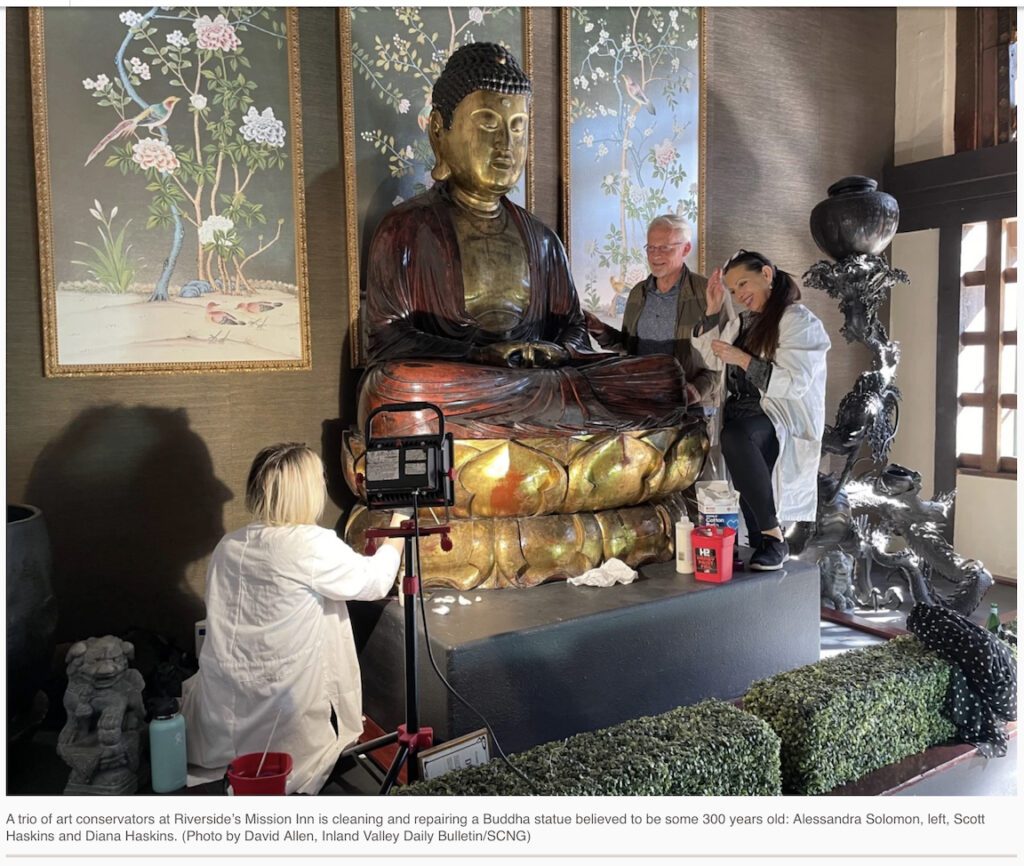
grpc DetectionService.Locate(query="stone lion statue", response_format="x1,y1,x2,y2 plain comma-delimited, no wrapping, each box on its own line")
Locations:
57,635,145,795
819,550,857,613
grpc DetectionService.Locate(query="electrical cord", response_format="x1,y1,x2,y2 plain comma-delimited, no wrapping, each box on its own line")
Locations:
410,492,539,793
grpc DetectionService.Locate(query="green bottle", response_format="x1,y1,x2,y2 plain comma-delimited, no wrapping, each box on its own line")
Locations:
985,602,1000,633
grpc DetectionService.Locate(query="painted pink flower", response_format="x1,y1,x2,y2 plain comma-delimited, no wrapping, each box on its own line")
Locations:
193,14,241,52
653,138,677,168
131,138,179,173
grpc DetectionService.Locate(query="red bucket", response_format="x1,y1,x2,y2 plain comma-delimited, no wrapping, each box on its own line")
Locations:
226,752,292,795
692,526,736,583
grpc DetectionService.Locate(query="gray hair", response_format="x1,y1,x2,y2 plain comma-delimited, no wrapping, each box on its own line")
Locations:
648,214,693,245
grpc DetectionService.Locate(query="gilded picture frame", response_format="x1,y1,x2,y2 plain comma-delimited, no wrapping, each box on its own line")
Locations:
340,6,535,368
29,7,310,376
561,7,706,324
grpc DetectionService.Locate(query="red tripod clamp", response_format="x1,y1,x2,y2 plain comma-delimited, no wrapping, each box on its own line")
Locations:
397,723,433,753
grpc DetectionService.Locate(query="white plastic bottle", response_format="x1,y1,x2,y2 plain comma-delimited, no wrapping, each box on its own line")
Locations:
675,516,695,574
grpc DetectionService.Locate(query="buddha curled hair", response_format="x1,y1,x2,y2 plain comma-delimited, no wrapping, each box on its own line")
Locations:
246,442,326,526
432,42,532,129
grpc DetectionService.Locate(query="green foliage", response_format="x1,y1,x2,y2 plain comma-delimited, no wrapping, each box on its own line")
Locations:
743,636,956,795
394,700,781,797
71,200,135,293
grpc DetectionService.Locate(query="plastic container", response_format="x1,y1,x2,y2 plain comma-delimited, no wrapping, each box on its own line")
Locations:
692,526,736,583
149,697,187,793
226,752,293,795
675,516,695,574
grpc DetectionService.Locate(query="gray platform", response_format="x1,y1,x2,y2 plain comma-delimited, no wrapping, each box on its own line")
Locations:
351,557,820,755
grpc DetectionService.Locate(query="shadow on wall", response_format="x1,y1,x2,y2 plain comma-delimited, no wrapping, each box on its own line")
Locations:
24,405,233,649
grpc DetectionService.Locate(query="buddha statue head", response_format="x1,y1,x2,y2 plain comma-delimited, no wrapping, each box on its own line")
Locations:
428,43,532,207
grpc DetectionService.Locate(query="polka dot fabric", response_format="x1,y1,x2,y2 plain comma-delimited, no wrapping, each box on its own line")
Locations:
906,603,1017,758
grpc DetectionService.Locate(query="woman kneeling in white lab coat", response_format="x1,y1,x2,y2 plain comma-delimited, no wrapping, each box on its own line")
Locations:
182,443,405,794
692,250,830,572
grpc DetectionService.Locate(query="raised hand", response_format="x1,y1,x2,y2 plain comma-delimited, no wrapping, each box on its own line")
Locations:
706,267,726,316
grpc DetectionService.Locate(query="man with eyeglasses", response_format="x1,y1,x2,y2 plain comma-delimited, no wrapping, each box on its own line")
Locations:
585,214,720,408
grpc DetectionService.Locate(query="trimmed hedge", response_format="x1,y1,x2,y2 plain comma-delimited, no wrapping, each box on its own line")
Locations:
395,699,781,796
743,636,956,795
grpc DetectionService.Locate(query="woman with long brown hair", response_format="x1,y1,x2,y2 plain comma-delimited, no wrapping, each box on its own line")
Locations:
692,250,830,570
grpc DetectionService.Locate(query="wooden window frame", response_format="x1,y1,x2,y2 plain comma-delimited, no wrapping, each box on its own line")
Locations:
956,218,1017,478
956,8,1017,152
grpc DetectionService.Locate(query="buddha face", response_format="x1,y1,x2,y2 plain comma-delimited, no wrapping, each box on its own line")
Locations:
430,90,530,200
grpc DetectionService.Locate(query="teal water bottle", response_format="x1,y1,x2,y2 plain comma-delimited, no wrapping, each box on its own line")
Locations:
150,697,187,793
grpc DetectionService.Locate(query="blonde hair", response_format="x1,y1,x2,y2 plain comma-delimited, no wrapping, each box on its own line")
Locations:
648,213,693,245
245,443,326,526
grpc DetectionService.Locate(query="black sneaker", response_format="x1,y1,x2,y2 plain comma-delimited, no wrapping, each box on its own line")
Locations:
749,536,789,571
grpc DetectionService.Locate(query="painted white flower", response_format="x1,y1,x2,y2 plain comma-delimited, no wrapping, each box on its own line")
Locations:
584,22,594,33
166,30,189,49
402,146,414,159
240,106,286,148
579,78,589,91
589,45,599,55
193,14,241,52
643,125,654,138
95,74,110,90
596,144,608,158
599,29,609,40
128,57,151,80
687,38,698,50
131,138,179,173
603,174,615,185
82,78,96,90
468,7,484,25
190,94,208,110
198,214,235,245
582,132,594,148
397,98,411,114
598,105,607,117
119,10,144,28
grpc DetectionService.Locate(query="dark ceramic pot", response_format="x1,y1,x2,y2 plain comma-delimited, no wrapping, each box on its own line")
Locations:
809,176,899,260
6,504,57,733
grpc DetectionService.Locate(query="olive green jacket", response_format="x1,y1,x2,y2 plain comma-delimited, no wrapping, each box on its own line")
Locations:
595,268,718,403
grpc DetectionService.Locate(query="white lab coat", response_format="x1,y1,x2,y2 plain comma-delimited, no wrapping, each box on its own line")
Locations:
181,523,400,794
692,304,830,522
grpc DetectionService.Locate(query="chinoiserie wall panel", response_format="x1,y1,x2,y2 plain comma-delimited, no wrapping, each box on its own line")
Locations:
5,9,353,650
6,8,896,652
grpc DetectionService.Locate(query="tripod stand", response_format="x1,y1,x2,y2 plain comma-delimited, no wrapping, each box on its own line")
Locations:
338,520,450,795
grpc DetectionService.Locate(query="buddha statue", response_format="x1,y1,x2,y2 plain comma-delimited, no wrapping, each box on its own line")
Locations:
345,43,707,588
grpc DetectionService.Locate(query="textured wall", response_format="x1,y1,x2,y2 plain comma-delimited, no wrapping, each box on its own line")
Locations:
5,8,896,649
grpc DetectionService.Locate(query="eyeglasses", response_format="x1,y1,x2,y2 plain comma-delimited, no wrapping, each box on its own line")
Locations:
644,242,685,254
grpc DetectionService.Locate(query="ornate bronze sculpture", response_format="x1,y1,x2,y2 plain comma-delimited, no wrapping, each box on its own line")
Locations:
794,179,993,616
344,44,706,588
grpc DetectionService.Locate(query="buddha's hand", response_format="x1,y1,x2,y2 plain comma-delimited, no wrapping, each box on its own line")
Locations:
706,268,726,316
469,341,570,368
584,311,609,340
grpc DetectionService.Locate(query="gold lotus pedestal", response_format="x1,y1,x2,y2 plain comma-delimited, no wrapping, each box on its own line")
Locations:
342,422,708,590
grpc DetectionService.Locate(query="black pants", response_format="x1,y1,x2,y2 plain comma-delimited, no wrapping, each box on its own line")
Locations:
719,413,780,538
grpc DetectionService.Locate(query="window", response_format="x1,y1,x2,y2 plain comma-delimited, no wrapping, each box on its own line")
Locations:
957,217,1018,475
955,8,1018,151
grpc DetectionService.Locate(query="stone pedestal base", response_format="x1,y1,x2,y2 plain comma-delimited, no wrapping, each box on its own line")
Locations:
352,556,820,755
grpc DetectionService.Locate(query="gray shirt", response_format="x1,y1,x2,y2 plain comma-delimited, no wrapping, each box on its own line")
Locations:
635,279,681,357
